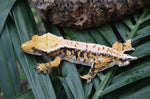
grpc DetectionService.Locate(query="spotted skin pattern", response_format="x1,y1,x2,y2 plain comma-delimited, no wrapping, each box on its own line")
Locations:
21,33,137,83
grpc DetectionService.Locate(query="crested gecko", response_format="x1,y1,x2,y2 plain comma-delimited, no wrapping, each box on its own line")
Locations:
21,33,137,83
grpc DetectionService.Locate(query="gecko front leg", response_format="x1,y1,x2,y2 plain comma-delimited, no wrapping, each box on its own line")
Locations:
36,56,62,73
80,58,112,83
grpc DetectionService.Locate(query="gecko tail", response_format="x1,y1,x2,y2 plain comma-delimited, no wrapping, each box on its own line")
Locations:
112,39,135,53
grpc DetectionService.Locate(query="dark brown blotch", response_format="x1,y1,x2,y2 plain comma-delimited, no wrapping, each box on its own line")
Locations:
80,51,85,57
74,50,80,59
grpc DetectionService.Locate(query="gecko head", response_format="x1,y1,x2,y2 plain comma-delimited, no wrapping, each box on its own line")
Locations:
21,35,42,55
21,33,64,55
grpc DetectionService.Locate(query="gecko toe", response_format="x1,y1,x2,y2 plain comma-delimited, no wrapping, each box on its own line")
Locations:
36,63,48,73
87,79,91,84
44,70,48,74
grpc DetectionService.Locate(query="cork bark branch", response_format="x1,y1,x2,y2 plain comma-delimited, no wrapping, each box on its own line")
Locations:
30,0,150,29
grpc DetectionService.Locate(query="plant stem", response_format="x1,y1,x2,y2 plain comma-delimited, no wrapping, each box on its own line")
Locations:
92,67,117,99
128,8,149,38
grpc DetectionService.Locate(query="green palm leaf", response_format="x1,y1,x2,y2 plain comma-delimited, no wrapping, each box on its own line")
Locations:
10,0,56,99
0,0,16,34
0,18,21,99
12,89,34,99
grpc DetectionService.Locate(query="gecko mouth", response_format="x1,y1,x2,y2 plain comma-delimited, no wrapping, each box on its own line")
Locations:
24,51,42,56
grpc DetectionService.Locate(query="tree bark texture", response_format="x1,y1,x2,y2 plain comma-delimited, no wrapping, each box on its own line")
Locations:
30,0,150,29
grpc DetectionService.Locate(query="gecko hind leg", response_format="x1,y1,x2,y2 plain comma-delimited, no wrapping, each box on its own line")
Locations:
36,56,61,73
80,66,100,83
80,60,101,83
80,58,112,83
112,39,135,53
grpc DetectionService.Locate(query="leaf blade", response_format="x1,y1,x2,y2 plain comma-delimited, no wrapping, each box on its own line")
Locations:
61,61,85,99
0,21,21,99
97,25,117,45
11,0,56,98
102,60,150,95
12,89,34,99
0,0,16,34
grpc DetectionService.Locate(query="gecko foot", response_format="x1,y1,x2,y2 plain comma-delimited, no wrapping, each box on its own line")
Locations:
80,74,92,83
36,63,48,73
